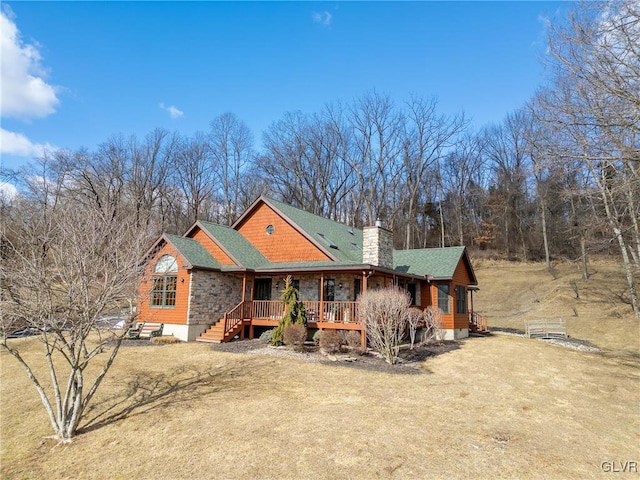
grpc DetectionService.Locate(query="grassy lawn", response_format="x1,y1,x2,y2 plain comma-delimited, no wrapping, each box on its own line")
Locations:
474,259,640,355
1,260,639,479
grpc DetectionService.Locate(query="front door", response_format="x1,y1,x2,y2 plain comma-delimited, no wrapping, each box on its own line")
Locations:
407,283,416,305
254,278,272,300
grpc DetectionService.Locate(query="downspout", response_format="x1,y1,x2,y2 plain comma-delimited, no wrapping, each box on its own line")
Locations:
186,270,194,341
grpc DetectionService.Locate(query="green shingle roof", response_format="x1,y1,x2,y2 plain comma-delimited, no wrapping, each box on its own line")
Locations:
265,197,364,264
165,198,474,283
197,221,269,269
165,234,220,270
393,246,469,280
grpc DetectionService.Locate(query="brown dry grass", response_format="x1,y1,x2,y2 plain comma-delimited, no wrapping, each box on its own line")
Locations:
1,260,639,479
150,335,181,344
473,259,640,356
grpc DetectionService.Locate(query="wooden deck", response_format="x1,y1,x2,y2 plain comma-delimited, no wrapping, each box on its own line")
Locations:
197,300,485,343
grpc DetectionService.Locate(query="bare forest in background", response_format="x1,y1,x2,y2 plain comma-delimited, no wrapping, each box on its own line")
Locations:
1,0,638,315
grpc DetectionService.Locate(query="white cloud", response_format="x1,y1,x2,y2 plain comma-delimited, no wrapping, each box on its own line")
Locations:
0,127,55,157
312,11,332,27
159,102,184,119
0,8,60,119
0,182,18,201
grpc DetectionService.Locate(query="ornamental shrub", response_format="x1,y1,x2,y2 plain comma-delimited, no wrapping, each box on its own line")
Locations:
259,329,273,344
283,324,307,350
312,330,323,346
345,330,362,350
319,329,342,354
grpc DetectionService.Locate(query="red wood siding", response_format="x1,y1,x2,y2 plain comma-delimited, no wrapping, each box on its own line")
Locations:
452,259,472,285
188,227,236,265
431,282,454,329
137,242,190,325
236,202,331,263
429,258,474,330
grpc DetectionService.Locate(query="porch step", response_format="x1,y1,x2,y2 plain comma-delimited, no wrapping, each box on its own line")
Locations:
195,318,245,344
195,320,225,343
195,336,222,344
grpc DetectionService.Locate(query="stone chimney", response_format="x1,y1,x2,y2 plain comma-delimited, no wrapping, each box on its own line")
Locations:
363,222,393,269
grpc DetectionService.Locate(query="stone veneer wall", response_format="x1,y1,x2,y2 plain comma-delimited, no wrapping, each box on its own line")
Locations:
291,273,362,301
362,226,393,269
187,270,243,326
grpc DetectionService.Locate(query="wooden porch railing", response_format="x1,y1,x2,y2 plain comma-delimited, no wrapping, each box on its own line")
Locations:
322,301,358,324
240,300,361,324
251,300,285,320
226,301,483,330
469,312,488,332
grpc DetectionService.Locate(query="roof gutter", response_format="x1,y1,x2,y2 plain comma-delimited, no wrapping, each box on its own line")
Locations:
218,263,425,281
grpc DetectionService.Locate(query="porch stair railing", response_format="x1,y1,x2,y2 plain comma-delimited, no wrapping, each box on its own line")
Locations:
469,312,488,333
195,301,247,344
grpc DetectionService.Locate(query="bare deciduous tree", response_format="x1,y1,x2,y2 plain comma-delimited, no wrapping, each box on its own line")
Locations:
348,91,405,227
440,132,486,247
481,111,533,260
407,307,422,350
172,132,216,227
421,306,444,343
401,96,466,249
0,160,149,442
537,0,640,316
209,112,254,225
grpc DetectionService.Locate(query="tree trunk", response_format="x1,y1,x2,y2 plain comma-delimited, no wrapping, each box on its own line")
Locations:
541,198,551,270
438,196,445,248
596,169,639,317
580,236,589,280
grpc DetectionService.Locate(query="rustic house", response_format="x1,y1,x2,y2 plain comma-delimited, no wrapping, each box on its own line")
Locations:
137,196,484,343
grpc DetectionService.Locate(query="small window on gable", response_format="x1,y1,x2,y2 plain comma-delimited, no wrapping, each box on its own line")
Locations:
155,254,178,273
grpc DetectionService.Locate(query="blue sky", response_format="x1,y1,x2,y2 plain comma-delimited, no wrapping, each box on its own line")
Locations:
1,1,570,174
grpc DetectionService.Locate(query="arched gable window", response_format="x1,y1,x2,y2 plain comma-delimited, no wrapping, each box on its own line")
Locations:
151,255,178,308
154,254,178,273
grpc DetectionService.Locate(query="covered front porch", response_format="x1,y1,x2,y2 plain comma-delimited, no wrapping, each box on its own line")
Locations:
195,268,483,344
197,268,397,344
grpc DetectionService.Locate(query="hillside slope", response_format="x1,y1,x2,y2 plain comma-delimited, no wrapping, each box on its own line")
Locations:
473,259,639,355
